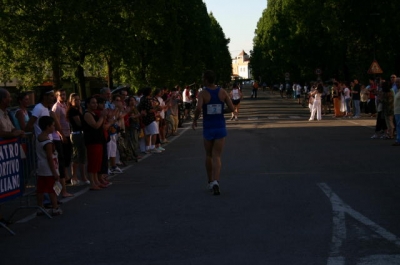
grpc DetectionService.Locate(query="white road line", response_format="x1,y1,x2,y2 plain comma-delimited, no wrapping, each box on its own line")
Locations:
318,183,400,265
318,183,346,264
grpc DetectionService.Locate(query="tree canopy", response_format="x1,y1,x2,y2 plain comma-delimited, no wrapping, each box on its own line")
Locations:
0,0,232,96
251,0,400,84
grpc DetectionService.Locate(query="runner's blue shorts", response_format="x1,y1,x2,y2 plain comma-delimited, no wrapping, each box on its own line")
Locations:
203,128,227,141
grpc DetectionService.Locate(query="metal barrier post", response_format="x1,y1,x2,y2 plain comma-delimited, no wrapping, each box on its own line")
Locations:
0,220,15,235
8,133,53,223
1,134,52,235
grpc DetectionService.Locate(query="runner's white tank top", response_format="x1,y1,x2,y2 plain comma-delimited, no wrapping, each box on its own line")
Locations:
232,88,240,100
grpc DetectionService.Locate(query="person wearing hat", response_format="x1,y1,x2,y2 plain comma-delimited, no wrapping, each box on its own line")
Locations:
26,87,73,198
26,87,58,137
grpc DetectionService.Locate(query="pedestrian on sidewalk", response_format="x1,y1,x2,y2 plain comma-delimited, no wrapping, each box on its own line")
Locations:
192,70,236,195
83,96,107,190
295,83,302,104
0,88,25,138
381,80,394,139
332,82,343,117
251,81,259,98
13,92,31,130
371,80,387,139
367,78,377,117
66,93,89,185
35,116,63,216
52,89,74,198
343,83,352,117
351,79,361,118
393,78,400,146
0,88,25,223
279,83,284,98
309,83,323,121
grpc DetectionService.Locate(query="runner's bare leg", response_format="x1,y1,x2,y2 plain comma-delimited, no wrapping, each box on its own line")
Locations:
203,138,225,182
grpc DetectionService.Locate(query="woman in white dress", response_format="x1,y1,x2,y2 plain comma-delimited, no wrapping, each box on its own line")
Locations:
309,83,323,121
343,82,352,117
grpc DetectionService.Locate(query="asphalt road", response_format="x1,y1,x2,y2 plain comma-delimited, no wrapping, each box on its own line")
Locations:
1,89,400,265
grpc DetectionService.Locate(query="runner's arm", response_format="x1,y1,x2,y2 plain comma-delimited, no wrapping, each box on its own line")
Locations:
192,91,203,130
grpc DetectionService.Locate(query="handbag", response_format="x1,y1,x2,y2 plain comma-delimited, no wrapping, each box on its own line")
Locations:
138,129,144,138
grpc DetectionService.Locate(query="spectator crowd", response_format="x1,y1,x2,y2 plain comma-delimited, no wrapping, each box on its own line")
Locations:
1,75,399,217
281,75,400,146
0,85,199,216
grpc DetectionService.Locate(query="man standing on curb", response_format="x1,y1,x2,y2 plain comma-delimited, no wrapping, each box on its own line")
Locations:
352,79,361,118
390,74,398,95
192,70,236,195
393,78,400,146
251,80,259,99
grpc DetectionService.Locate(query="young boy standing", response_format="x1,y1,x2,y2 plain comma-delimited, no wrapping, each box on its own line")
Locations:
36,116,63,216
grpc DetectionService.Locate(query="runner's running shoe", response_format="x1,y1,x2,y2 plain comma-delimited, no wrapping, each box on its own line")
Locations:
208,180,220,195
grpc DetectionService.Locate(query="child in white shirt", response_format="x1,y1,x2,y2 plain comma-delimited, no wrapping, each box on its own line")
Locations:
36,116,62,216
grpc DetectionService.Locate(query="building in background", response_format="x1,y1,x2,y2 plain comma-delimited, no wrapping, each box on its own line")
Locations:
231,50,252,80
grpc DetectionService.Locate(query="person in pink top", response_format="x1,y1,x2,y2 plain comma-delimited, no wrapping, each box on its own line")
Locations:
52,89,73,198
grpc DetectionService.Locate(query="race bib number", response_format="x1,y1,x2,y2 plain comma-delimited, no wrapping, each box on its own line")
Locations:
207,104,222,115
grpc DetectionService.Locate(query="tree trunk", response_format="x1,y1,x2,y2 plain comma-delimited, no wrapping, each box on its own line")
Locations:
76,52,86,99
106,57,113,89
52,57,61,90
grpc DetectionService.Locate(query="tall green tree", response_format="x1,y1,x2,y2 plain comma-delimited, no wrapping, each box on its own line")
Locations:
208,13,232,85
251,0,400,84
0,0,232,95
0,0,63,88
